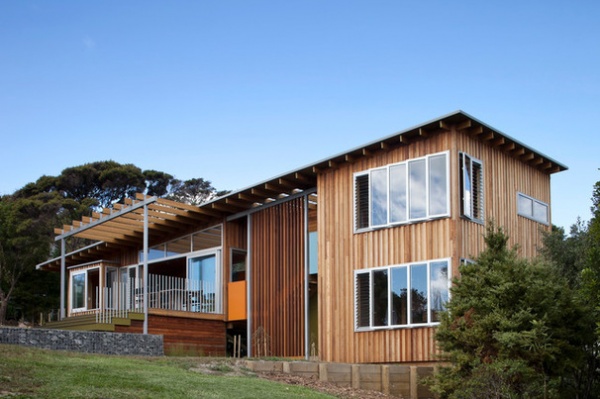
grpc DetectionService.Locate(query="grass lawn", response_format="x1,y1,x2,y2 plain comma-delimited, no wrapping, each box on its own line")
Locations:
0,344,334,399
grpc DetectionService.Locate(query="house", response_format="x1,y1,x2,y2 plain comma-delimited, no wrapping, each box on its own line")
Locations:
37,110,566,362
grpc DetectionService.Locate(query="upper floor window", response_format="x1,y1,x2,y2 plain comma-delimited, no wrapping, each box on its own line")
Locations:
459,153,484,223
517,193,549,225
354,152,449,232
354,259,450,330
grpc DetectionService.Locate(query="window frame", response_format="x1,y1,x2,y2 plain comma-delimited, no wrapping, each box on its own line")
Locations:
354,258,451,331
70,267,101,313
459,152,484,224
517,192,549,225
353,151,450,233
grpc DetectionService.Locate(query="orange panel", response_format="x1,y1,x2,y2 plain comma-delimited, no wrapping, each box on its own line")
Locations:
227,281,247,321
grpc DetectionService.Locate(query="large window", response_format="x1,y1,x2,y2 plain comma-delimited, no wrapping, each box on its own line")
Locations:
187,250,222,313
354,259,450,330
459,153,484,223
354,152,449,231
70,268,100,312
517,192,549,225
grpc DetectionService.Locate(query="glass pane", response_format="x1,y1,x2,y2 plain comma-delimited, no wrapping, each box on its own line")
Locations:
517,194,533,217
167,236,191,257
389,164,407,223
309,231,318,275
463,156,472,218
231,250,246,282
188,255,217,312
391,266,408,325
371,168,388,226
193,225,222,251
430,261,449,322
533,201,548,223
410,264,428,324
409,159,427,219
429,154,448,216
72,273,85,309
372,270,389,327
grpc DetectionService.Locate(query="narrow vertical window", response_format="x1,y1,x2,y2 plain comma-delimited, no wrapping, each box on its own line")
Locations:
429,154,448,216
355,272,370,328
372,269,389,326
391,266,408,325
355,174,370,230
389,164,407,223
410,264,428,324
460,153,484,223
371,168,388,227
409,159,427,220
430,261,449,322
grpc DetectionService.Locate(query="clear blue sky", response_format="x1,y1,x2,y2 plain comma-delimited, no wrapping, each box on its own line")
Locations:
1,1,599,231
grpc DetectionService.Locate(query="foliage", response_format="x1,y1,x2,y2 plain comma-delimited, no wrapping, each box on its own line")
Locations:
1,160,226,324
0,191,82,324
0,344,333,398
168,177,229,205
430,224,588,399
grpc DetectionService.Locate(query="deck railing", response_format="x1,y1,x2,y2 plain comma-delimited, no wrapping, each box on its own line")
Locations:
95,273,221,320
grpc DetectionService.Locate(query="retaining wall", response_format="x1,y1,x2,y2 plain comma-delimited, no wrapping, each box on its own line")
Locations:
244,360,436,399
0,326,164,356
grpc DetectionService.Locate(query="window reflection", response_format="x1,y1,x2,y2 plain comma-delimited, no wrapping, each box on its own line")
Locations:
409,160,427,219
429,155,447,216
410,264,428,324
391,266,408,325
390,164,407,223
372,270,388,326
371,168,388,226
430,261,448,322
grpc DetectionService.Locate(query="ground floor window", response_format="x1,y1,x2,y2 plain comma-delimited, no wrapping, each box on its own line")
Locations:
354,259,450,330
70,267,100,312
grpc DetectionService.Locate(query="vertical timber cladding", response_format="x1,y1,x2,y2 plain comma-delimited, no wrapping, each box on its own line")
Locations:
454,128,552,261
250,197,306,358
318,130,453,364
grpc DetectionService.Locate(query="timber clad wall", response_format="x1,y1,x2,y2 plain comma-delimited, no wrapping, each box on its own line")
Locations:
250,198,306,357
115,315,226,356
317,127,553,363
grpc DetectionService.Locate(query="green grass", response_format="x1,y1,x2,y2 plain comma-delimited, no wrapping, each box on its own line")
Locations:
0,344,334,399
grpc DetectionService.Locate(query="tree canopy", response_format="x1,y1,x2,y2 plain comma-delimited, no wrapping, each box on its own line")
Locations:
430,224,592,399
0,160,226,324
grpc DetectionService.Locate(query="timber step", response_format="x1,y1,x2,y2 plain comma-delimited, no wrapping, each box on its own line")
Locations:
40,312,145,332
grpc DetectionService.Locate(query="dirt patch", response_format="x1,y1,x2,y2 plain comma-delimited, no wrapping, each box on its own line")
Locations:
190,359,401,398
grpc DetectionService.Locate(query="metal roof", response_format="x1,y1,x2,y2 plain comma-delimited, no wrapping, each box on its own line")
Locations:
38,110,567,271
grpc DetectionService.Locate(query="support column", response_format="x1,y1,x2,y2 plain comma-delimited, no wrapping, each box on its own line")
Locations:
60,238,66,320
143,202,149,335
303,194,310,360
246,214,252,358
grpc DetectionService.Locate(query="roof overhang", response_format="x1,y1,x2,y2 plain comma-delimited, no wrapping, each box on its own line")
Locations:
37,110,566,271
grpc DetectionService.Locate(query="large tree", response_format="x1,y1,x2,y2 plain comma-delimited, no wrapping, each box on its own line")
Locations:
430,224,590,399
0,192,83,324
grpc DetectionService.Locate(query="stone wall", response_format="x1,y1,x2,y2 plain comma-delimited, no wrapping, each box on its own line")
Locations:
0,327,164,356
244,359,436,399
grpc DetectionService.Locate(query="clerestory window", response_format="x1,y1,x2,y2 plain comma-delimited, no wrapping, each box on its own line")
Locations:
517,192,549,225
354,152,449,231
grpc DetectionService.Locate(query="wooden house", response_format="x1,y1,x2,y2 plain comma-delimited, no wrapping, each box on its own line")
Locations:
37,111,566,362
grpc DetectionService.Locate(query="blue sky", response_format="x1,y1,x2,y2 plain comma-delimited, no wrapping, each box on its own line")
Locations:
1,1,599,231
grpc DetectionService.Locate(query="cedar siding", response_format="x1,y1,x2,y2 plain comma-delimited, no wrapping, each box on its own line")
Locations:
38,111,564,365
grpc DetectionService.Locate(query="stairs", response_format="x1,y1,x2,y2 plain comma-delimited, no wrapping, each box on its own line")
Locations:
41,312,145,332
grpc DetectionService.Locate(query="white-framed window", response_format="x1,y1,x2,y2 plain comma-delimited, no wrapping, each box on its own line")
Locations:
459,153,484,223
354,152,450,232
517,192,549,225
354,259,451,330
70,267,100,313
